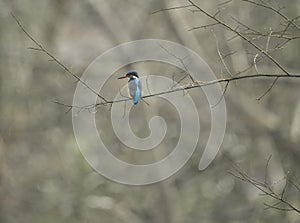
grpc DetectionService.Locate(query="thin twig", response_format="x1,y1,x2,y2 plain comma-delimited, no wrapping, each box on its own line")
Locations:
230,160,300,214
212,30,233,77
11,13,108,103
188,22,219,31
187,0,291,76
158,43,195,84
256,76,279,100
151,5,193,14
218,0,233,6
264,155,272,185
242,0,300,31
211,80,229,108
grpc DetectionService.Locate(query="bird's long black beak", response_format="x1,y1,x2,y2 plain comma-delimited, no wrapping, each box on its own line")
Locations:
118,75,127,79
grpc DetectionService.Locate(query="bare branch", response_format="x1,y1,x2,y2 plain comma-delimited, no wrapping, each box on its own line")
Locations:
188,22,218,31
222,50,237,59
53,72,300,110
158,43,195,84
213,10,221,18
187,0,291,76
212,30,233,77
231,16,296,41
253,53,260,73
15,6,300,113
211,80,229,108
230,16,262,36
218,0,233,7
53,101,73,114
264,203,294,212
151,5,193,15
27,47,43,51
264,155,272,185
285,176,300,192
242,0,300,31
12,13,108,103
230,160,300,214
265,30,273,53
256,76,279,100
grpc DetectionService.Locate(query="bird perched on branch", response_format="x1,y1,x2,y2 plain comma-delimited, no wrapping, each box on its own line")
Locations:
118,71,141,105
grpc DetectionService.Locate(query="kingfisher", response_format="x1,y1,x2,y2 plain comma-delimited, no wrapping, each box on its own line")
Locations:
118,71,141,105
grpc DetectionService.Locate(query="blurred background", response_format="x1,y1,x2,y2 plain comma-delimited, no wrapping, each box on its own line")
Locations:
0,0,300,222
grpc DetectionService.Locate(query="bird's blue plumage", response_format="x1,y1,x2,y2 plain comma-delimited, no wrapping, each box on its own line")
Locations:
133,78,140,105
128,77,141,105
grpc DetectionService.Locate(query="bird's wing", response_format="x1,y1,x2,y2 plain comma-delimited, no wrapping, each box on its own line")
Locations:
128,79,137,98
137,79,141,96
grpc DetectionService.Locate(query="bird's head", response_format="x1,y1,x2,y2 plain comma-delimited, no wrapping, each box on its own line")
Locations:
118,71,139,79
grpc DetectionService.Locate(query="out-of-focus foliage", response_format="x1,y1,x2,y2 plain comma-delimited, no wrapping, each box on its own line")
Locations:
0,0,299,222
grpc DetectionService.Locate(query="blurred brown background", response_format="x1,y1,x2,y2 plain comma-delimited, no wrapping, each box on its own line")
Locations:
0,0,300,222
